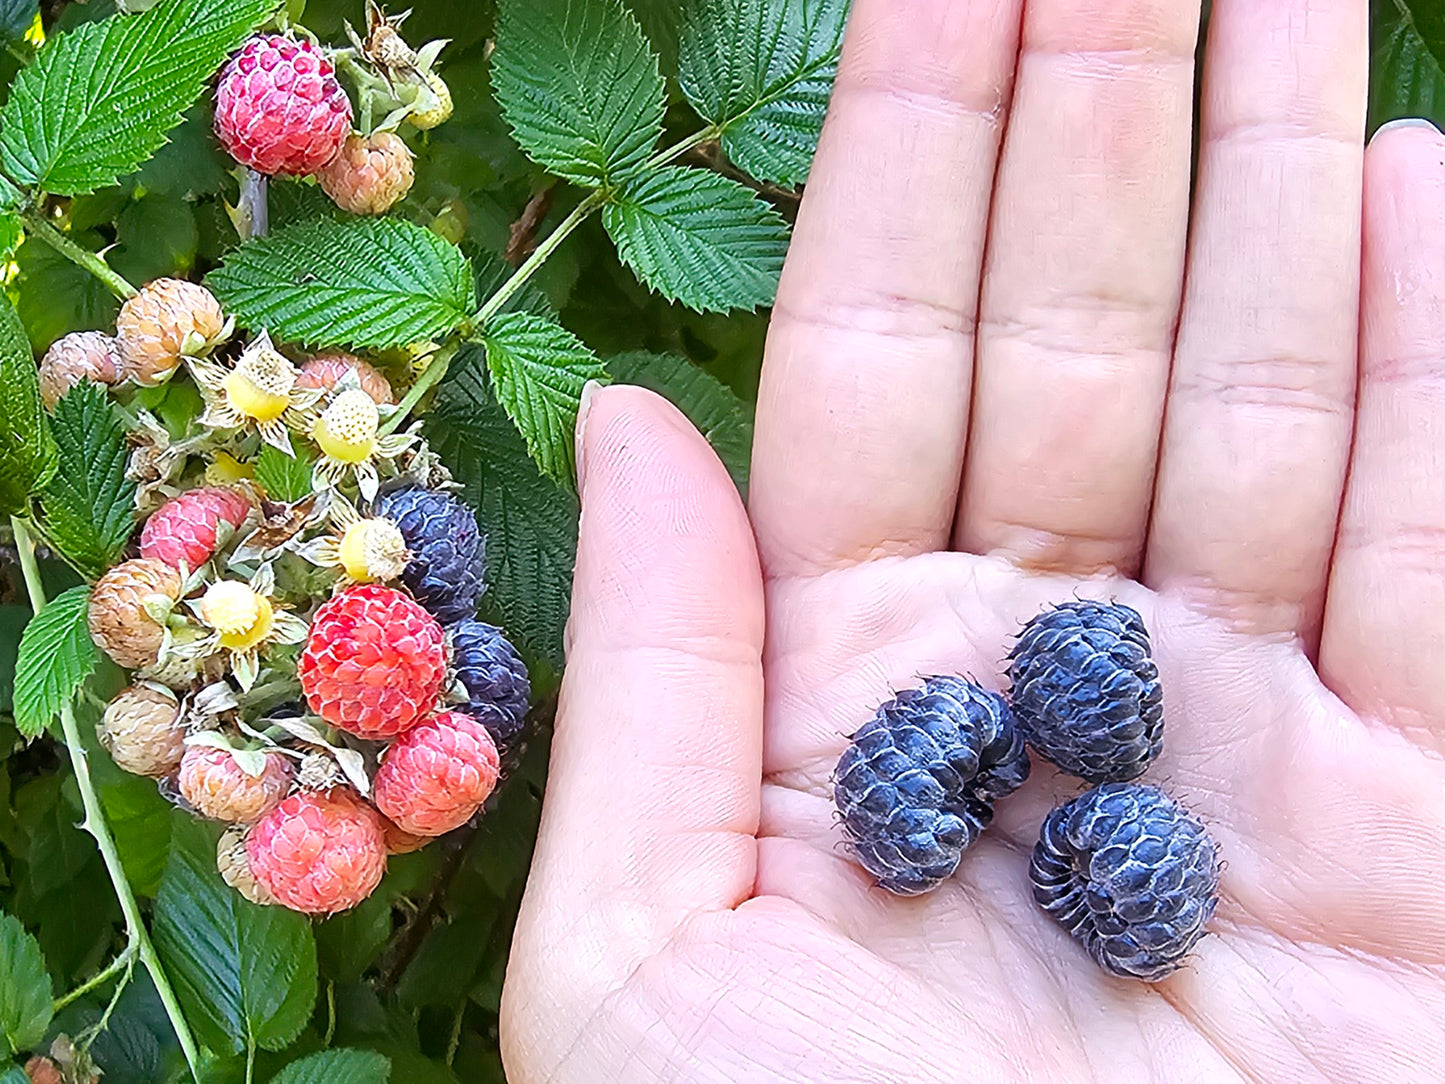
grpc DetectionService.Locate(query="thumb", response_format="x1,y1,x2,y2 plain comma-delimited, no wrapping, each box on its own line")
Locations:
506,383,765,1021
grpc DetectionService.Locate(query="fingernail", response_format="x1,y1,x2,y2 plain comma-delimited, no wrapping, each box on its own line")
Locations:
574,379,602,489
1374,117,1442,139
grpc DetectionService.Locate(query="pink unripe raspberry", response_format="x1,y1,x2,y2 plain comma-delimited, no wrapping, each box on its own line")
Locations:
373,711,500,836
317,132,415,215
178,745,294,824
89,558,183,669
298,584,447,740
247,788,387,914
38,332,124,409
214,35,353,177
139,486,253,570
296,353,395,404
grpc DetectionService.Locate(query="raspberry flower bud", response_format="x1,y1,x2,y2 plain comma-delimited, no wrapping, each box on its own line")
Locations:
409,71,453,130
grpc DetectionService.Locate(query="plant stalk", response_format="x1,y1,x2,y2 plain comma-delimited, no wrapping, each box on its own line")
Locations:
21,213,137,299
647,124,721,170
52,939,138,1013
10,516,202,1082
238,170,269,240
378,351,450,436
473,189,607,327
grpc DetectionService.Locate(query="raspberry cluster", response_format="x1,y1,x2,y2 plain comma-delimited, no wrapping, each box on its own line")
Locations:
833,600,1220,982
212,22,453,216
44,154,528,919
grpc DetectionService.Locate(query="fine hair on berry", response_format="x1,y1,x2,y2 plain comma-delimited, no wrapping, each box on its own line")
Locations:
1030,782,1220,981
1008,600,1164,784
833,676,1030,896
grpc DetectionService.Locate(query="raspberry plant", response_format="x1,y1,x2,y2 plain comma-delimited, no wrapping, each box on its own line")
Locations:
0,0,1431,1081
0,0,844,1080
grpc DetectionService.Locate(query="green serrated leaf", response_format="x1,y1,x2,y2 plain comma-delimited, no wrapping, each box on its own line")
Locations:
268,1048,390,1084
0,212,21,260
0,1067,28,1084
253,443,315,503
481,312,607,483
1371,0,1445,131
38,381,137,578
15,229,121,354
608,350,753,493
0,291,56,517
207,218,476,350
492,0,666,187
0,0,279,196
679,0,849,185
425,350,578,669
604,166,788,313
153,817,318,1055
0,911,53,1057
11,585,94,741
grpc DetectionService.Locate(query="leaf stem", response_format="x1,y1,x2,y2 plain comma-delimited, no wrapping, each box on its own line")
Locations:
647,124,722,170
21,213,137,300
238,170,269,241
377,351,450,437
10,515,202,1083
473,189,607,327
52,939,138,1013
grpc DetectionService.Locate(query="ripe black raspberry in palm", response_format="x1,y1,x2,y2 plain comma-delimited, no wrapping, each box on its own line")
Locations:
833,677,1030,896
1008,600,1164,783
1030,782,1220,981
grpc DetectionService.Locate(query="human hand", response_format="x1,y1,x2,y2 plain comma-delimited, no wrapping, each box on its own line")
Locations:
501,0,1445,1080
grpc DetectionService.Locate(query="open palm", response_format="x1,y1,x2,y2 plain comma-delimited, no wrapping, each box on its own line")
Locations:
501,1,1445,1080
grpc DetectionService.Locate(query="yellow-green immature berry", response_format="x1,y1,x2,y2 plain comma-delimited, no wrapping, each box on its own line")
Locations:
199,581,275,651
339,518,410,582
410,71,453,129
314,388,380,464
224,344,296,422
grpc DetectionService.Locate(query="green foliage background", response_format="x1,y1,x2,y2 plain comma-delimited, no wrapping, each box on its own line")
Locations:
0,0,1438,1081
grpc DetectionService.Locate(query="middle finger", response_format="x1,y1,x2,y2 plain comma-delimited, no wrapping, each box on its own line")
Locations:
955,0,1202,574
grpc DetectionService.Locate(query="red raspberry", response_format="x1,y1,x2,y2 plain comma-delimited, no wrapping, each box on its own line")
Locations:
298,584,446,740
296,353,395,404
317,132,415,215
247,788,386,914
38,331,124,409
178,745,294,824
214,35,353,177
139,486,253,570
373,711,499,836
89,558,183,669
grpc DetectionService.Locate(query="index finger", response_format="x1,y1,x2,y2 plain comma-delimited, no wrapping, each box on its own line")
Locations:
749,0,1024,579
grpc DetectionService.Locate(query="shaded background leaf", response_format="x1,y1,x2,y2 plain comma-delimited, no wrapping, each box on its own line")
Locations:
1370,0,1445,131
0,911,52,1057
269,1048,390,1084
425,349,578,673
